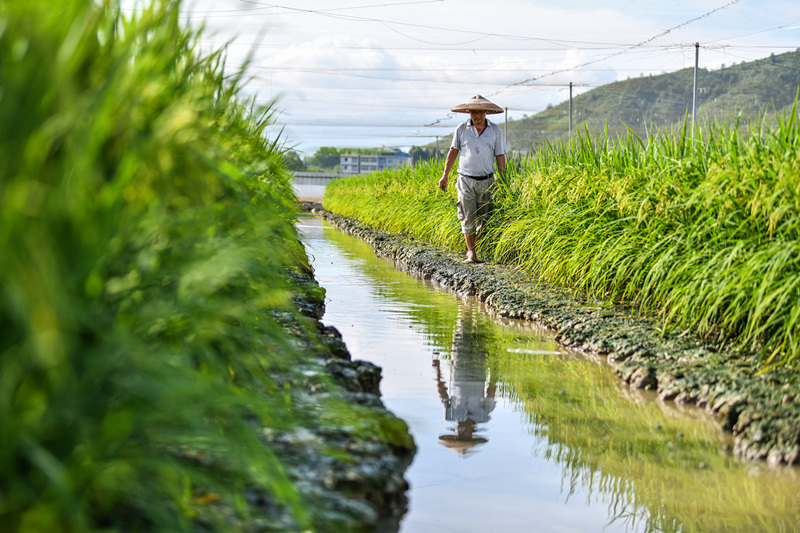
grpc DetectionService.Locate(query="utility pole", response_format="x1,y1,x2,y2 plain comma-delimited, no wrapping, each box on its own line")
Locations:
692,42,699,145
569,82,573,150
504,107,509,152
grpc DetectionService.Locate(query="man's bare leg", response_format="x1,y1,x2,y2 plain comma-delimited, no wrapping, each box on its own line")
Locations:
464,233,477,262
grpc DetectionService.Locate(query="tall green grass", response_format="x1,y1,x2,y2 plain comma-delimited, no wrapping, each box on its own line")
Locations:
0,1,398,531
325,112,800,370
326,161,465,249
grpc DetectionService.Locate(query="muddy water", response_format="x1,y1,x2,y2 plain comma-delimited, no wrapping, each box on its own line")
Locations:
298,215,800,533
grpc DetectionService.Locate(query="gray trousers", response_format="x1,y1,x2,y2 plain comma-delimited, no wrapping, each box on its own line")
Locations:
456,175,494,235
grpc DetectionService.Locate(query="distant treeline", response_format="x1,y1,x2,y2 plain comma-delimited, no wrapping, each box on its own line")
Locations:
287,146,445,172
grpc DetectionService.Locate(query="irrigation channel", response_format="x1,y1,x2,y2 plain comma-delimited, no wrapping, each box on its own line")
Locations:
296,214,800,533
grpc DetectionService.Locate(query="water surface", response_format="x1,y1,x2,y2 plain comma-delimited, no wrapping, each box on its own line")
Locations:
299,215,800,533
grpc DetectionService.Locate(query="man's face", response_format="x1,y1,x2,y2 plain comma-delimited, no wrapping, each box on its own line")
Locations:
470,110,487,126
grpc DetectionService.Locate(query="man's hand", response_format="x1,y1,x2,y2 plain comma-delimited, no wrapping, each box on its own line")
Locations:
440,148,458,191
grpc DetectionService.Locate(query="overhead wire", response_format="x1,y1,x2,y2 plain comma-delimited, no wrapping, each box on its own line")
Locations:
232,0,675,49
706,18,800,43
495,0,744,91
176,0,445,18
186,1,798,151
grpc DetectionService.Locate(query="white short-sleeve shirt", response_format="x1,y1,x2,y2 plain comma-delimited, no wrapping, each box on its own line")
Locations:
450,119,506,177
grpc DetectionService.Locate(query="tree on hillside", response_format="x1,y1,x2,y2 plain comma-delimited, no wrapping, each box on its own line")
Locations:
409,145,442,164
283,150,305,171
305,147,341,170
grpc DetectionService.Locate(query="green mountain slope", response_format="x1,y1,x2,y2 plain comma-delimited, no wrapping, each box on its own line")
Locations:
515,49,800,150
428,49,800,154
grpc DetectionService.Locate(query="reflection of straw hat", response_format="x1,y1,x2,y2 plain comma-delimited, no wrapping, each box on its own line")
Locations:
438,434,488,457
451,94,503,114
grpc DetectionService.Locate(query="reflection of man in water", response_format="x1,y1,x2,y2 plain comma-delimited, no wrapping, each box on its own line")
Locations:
434,307,496,456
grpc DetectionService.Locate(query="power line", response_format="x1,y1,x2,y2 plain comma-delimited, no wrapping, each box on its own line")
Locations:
707,18,800,43
497,0,744,91
194,3,796,150
200,39,706,52
175,0,444,18
240,0,444,14
229,1,704,49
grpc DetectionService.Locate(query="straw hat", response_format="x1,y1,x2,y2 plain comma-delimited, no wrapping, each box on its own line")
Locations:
438,434,488,457
438,418,488,457
451,94,503,114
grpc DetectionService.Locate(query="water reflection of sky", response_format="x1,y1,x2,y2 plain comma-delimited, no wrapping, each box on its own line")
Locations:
293,183,326,202
298,216,800,533
299,216,634,532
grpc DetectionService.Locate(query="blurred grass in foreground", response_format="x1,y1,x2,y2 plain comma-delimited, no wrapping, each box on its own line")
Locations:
0,1,409,531
325,113,800,370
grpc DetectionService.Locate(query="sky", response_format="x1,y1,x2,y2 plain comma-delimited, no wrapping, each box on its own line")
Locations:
170,0,800,156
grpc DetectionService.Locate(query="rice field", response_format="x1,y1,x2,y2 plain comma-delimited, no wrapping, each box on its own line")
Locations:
325,113,800,370
0,1,407,530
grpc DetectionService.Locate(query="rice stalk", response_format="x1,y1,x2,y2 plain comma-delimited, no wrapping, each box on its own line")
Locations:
324,104,800,370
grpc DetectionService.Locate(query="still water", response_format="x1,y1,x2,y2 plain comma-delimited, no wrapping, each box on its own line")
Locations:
298,215,800,533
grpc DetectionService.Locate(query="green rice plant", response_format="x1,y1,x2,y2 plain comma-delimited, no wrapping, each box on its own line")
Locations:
325,160,466,250
324,108,800,370
0,0,410,531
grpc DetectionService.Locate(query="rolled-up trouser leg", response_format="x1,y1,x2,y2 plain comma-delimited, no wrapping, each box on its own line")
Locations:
456,175,494,235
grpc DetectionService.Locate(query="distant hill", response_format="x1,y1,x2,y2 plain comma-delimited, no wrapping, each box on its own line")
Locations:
428,49,800,154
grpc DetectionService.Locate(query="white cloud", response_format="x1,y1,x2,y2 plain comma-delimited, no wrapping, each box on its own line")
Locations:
180,0,800,154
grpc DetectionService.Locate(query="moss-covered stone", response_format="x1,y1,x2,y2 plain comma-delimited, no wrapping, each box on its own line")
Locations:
271,263,416,532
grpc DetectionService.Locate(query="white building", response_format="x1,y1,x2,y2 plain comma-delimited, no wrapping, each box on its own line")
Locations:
340,153,411,175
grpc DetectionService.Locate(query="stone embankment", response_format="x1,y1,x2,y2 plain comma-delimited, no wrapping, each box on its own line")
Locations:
316,208,800,466
272,263,415,532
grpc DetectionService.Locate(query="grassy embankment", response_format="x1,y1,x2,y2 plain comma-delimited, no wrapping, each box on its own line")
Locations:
325,115,800,371
1,1,409,531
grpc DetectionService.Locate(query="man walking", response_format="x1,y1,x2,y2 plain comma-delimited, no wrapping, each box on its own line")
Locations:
438,95,506,263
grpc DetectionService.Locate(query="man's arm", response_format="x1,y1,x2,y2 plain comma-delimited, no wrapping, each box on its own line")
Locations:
495,154,506,179
438,148,459,191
